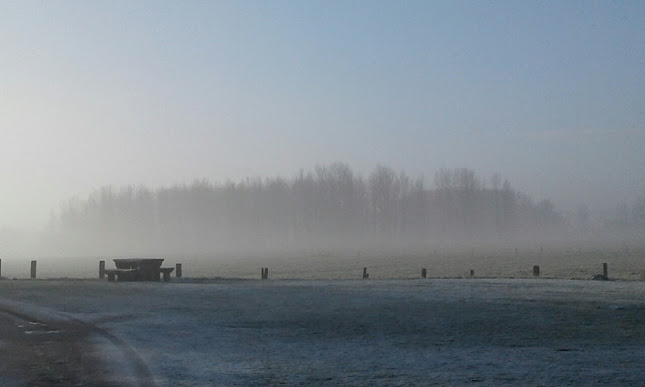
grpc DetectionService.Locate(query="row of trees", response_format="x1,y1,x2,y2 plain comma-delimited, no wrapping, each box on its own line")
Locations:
54,163,567,253
608,197,645,229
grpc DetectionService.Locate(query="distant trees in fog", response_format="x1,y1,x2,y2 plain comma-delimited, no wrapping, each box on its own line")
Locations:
53,163,567,253
605,197,645,231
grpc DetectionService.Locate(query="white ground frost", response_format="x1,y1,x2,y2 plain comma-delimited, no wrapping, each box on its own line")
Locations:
1,278,645,385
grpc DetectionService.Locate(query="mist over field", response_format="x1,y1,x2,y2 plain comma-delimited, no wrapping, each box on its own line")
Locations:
1,163,643,260
1,2,644,261
2,4,645,385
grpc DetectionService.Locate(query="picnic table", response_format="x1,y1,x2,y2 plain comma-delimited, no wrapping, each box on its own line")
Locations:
104,258,174,282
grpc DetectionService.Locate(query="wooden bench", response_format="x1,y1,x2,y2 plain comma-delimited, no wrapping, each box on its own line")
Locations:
104,269,139,282
105,259,176,282
160,267,174,281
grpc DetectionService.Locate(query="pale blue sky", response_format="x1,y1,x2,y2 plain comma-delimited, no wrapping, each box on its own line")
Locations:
1,1,644,228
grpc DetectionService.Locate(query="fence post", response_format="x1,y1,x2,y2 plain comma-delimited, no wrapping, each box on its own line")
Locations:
533,265,540,277
176,263,182,278
602,263,608,278
470,269,474,277
99,260,105,279
363,267,369,279
421,268,427,278
31,260,37,279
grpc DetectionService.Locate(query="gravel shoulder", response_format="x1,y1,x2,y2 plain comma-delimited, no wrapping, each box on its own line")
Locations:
0,309,109,386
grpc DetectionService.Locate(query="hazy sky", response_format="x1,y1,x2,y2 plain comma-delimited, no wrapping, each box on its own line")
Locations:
1,1,644,229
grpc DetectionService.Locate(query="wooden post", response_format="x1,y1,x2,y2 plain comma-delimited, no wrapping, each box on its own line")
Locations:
533,265,540,277
603,263,608,278
261,267,268,279
470,269,474,277
362,267,369,279
421,268,427,278
31,260,37,279
176,263,182,278
99,260,105,279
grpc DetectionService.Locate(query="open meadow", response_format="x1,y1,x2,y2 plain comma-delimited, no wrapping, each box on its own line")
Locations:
2,245,644,281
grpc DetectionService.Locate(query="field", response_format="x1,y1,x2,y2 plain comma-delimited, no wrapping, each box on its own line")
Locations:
2,245,644,280
1,276,645,385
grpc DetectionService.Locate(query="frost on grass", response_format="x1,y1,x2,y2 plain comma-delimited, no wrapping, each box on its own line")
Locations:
1,279,645,385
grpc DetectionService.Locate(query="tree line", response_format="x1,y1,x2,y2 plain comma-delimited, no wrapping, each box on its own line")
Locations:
53,163,567,254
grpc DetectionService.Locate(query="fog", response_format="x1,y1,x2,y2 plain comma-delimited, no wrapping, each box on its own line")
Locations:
0,163,641,259
1,2,644,259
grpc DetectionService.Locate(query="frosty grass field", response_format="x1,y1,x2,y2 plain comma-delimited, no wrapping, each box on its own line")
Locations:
1,274,645,385
1,250,645,385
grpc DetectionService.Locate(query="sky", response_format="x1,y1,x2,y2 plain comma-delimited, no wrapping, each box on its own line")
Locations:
1,1,644,229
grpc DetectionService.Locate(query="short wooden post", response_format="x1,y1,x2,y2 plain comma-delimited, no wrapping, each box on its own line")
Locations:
421,268,427,278
470,269,474,277
533,265,540,277
176,263,182,278
603,263,608,278
30,260,37,279
261,267,268,279
362,267,369,279
99,260,105,279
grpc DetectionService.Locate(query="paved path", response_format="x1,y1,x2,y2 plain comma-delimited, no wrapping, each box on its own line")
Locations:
0,302,155,386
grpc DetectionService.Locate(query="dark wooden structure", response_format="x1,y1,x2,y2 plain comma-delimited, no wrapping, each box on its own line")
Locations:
104,259,174,282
